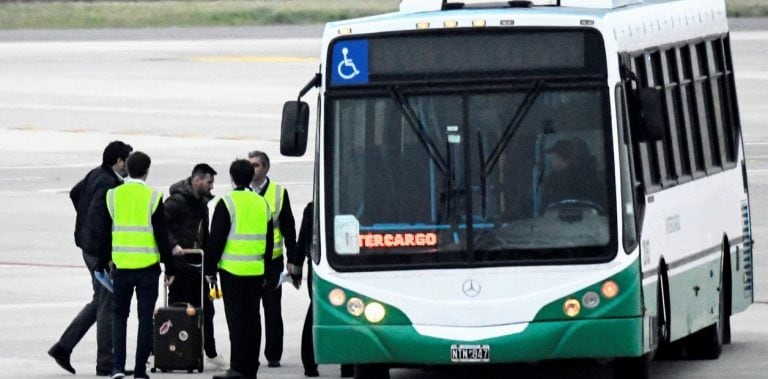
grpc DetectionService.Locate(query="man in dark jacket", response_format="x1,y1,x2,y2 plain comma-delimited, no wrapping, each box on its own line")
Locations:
164,163,220,362
48,140,132,376
87,151,176,379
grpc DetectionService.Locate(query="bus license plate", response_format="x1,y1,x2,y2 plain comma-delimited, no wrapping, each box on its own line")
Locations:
450,344,490,362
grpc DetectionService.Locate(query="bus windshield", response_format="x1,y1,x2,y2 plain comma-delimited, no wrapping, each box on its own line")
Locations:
326,32,615,269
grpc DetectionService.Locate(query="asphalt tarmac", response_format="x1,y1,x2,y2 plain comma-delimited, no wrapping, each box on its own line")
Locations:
0,19,767,379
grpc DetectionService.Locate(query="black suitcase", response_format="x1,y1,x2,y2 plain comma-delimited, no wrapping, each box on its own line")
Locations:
152,249,205,373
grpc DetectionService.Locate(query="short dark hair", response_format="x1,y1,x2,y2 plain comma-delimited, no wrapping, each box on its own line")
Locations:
126,151,151,178
230,159,254,187
102,141,133,166
247,150,270,169
191,163,217,178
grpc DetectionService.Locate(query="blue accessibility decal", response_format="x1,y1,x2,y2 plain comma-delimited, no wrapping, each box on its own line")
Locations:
331,39,369,86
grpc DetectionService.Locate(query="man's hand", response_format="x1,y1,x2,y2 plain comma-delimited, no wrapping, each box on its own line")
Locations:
288,264,302,290
172,245,184,256
164,274,175,287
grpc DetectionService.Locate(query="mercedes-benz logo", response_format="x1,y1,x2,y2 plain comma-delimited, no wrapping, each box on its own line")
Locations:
462,279,481,297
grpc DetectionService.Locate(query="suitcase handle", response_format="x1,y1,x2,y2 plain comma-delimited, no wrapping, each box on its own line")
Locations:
163,249,205,309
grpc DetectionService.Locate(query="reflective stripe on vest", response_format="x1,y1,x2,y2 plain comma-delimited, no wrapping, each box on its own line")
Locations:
219,191,271,276
107,183,161,269
264,182,285,259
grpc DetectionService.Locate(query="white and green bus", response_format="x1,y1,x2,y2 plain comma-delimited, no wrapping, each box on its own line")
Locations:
280,0,753,377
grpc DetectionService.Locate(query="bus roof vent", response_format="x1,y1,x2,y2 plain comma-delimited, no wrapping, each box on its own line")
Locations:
399,0,555,13
559,0,642,9
399,0,443,13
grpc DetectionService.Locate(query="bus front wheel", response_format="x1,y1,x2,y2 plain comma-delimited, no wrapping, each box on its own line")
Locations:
613,353,651,379
354,364,389,379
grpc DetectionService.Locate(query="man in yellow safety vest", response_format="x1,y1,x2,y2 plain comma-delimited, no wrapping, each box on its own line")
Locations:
88,151,175,379
246,150,297,368
205,159,274,379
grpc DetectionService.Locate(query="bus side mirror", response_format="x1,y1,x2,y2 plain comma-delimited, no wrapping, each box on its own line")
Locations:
637,87,666,141
280,101,309,156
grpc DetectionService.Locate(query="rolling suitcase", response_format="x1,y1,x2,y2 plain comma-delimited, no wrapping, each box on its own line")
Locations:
151,248,205,373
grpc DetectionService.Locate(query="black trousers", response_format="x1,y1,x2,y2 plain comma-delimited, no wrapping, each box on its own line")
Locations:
56,251,114,372
168,262,216,357
301,264,353,376
112,265,159,376
261,258,284,362
220,270,265,376
300,264,316,371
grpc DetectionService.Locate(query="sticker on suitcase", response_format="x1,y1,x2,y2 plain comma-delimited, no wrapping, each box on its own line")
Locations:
159,320,173,335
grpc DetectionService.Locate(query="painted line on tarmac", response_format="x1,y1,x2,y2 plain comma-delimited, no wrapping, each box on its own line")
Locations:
0,261,81,269
0,301,84,310
0,103,277,120
191,55,318,63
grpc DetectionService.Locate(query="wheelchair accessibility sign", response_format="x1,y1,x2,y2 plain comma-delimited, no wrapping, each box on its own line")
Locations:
331,40,369,86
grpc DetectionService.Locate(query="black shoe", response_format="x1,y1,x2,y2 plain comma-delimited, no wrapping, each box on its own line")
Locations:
267,360,280,368
47,343,75,374
212,370,244,379
133,373,149,379
340,364,355,378
304,367,319,377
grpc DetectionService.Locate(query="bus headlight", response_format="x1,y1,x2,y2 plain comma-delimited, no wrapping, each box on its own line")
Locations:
364,302,386,323
347,297,365,317
472,19,487,27
563,298,581,317
601,280,619,299
329,288,346,306
582,291,600,309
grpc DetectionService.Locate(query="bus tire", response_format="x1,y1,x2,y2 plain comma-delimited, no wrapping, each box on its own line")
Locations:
685,247,726,359
613,353,651,379
353,364,389,379
722,239,733,345
654,263,684,360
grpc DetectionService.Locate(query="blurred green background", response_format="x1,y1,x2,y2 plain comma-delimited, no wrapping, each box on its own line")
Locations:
0,0,762,30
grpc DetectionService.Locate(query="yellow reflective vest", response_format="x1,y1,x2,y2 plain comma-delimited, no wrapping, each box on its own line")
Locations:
219,190,271,276
107,182,161,269
263,181,285,259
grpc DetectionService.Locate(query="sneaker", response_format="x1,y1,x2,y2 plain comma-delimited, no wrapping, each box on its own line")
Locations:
205,355,228,370
267,360,281,368
110,372,125,379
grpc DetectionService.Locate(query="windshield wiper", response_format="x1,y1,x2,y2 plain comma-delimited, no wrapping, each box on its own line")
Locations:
482,80,545,176
387,86,450,176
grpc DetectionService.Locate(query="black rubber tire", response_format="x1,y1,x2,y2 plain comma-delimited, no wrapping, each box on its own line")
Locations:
353,364,389,379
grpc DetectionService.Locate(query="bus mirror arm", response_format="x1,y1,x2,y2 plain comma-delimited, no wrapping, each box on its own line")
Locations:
280,74,320,157
297,73,321,101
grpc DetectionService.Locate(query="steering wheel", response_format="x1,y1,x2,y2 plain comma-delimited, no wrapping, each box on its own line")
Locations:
544,199,604,214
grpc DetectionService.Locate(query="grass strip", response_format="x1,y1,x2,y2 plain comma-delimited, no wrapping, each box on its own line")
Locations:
0,0,763,30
